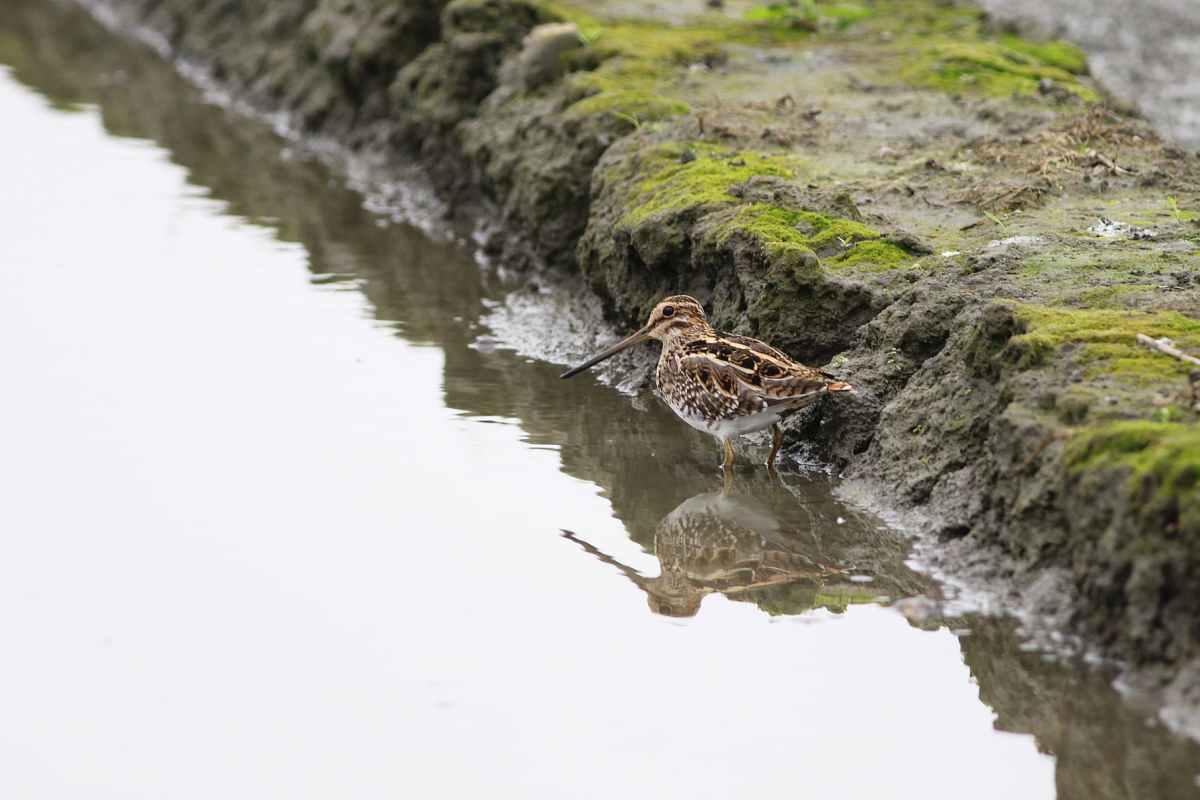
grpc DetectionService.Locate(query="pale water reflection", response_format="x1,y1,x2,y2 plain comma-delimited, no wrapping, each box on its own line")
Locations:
563,474,915,618
0,2,1198,798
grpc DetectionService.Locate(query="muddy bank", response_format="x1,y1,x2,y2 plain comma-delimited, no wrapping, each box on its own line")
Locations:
63,0,1200,734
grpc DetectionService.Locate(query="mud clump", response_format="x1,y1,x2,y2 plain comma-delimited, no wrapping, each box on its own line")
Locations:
78,0,1200,731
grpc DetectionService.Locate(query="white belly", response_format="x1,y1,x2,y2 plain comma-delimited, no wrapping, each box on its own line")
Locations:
670,403,780,440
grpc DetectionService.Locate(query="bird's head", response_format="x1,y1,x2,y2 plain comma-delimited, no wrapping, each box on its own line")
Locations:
560,295,709,379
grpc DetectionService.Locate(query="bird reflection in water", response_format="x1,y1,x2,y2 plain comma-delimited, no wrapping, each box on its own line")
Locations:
562,475,905,618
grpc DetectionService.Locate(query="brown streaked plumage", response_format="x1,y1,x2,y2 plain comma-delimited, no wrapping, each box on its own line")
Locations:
561,489,846,618
560,295,852,469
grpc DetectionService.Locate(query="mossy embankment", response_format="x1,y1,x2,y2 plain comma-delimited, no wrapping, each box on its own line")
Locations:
78,0,1200,728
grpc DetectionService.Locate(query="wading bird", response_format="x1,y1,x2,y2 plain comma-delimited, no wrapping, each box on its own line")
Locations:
560,295,852,470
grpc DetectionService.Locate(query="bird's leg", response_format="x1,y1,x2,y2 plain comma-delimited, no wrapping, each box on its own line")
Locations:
722,438,735,471
767,423,783,469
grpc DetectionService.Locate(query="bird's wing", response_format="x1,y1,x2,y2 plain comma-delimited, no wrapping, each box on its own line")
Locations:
715,330,850,383
681,333,852,418
714,331,793,362
676,350,761,420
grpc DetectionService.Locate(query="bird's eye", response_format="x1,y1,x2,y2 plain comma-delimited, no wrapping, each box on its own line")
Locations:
662,306,675,317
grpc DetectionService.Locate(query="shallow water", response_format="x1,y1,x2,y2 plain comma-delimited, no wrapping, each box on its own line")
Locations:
1,2,1198,798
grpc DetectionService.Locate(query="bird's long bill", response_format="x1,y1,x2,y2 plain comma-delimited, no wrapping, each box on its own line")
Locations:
559,326,650,379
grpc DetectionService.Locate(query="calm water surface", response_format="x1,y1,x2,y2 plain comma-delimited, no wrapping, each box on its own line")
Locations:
1,3,1198,798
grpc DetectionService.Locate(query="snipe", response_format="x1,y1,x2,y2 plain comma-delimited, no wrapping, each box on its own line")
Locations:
560,295,852,469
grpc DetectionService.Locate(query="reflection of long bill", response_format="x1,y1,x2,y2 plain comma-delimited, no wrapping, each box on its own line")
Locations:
559,325,651,379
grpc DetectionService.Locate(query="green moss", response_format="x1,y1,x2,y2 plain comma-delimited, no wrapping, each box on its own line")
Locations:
802,214,879,249
568,89,690,122
812,589,884,614
563,50,695,124
1008,305,1200,382
1000,35,1088,74
1016,247,1195,296
743,2,873,32
744,1,818,25
621,147,802,227
1005,331,1056,369
708,204,814,256
818,4,874,27
545,0,1095,117
902,39,1096,100
862,0,1094,98
1064,284,1158,308
545,0,881,124
742,582,882,616
1167,196,1199,223
704,203,914,272
540,8,729,123
1065,421,1200,521
826,239,913,272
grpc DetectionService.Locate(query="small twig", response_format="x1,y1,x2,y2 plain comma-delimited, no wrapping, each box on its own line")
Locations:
982,210,1006,229
1136,333,1200,368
